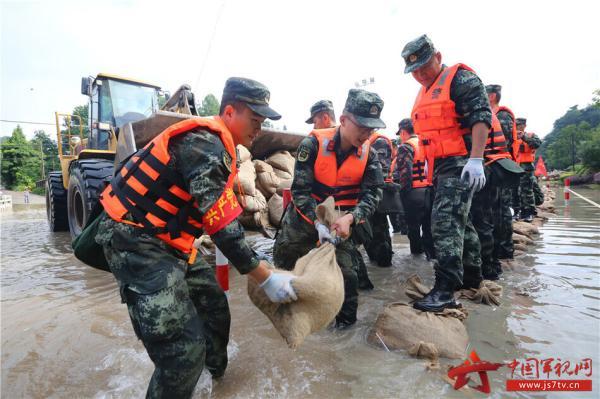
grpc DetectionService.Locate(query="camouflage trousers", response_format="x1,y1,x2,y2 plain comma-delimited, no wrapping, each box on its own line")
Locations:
390,212,408,234
533,177,545,206
273,206,358,325
493,186,514,260
365,212,393,267
97,215,230,399
401,187,435,259
470,176,501,279
514,165,536,216
431,173,482,288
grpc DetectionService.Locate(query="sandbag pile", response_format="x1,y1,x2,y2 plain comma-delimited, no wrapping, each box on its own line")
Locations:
235,145,269,229
247,197,344,349
456,280,503,306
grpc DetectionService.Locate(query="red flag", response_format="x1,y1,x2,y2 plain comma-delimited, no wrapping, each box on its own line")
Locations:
535,156,548,177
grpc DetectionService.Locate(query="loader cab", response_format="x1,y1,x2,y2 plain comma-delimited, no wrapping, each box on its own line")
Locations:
81,73,162,150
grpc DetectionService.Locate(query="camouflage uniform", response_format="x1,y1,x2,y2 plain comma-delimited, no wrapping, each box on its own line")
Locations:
273,128,383,326
427,67,490,288
95,77,282,399
364,136,394,267
515,133,542,217
393,136,434,259
494,110,517,259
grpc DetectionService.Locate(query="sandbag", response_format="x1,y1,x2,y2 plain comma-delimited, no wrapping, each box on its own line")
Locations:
514,242,528,252
256,171,280,198
237,144,252,163
367,302,469,360
239,190,267,213
513,232,533,246
272,168,293,181
235,160,257,196
253,159,273,173
266,150,295,175
456,280,503,306
268,193,284,227
513,221,539,238
276,179,292,195
238,211,263,229
247,197,345,349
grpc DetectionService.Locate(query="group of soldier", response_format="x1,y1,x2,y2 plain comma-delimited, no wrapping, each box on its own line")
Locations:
95,33,543,398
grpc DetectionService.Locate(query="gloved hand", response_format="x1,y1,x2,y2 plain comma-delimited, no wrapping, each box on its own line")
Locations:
461,157,486,192
315,221,335,244
260,272,298,303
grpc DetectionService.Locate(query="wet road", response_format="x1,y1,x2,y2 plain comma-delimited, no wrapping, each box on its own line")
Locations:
1,188,599,398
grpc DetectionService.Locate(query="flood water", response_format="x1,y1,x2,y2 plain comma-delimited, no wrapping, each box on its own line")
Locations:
2,188,599,398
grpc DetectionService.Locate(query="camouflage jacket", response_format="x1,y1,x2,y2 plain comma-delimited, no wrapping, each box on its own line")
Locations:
371,136,393,178
393,138,416,193
97,128,259,275
292,128,383,224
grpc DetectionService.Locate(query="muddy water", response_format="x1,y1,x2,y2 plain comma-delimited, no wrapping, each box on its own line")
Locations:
1,189,599,398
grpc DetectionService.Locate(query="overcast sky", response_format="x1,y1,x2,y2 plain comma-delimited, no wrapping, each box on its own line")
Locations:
1,0,599,140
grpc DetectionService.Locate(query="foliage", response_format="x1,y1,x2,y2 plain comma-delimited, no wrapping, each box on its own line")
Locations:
198,94,220,116
578,129,600,171
31,130,60,173
0,125,43,189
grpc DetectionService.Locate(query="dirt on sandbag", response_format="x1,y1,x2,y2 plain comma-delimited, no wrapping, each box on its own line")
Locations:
247,197,345,349
367,302,469,360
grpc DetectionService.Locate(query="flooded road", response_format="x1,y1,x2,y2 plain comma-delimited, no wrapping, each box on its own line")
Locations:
2,188,599,398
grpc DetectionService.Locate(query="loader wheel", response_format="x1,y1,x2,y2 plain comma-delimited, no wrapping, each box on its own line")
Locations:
67,159,114,239
46,172,68,232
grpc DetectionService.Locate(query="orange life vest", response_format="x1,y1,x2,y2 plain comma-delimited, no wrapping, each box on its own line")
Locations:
484,113,512,164
516,135,536,163
411,63,472,182
368,132,396,183
496,105,519,161
405,136,432,188
309,128,370,209
100,117,242,255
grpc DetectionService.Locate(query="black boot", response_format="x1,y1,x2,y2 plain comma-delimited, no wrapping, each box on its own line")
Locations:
413,278,460,312
522,211,534,223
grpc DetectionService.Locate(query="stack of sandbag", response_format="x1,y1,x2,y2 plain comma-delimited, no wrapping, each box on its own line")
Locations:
258,151,296,228
247,197,345,349
235,145,268,228
367,275,469,362
254,160,280,199
266,150,295,190
512,220,539,255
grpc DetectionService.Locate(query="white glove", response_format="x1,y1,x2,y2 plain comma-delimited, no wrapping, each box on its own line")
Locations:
260,272,298,303
461,158,486,192
315,221,335,244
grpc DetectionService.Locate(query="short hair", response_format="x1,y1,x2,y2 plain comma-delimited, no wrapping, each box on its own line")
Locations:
219,100,246,115
318,109,336,123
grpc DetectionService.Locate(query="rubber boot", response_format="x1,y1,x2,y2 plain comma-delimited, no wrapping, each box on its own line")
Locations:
413,278,460,312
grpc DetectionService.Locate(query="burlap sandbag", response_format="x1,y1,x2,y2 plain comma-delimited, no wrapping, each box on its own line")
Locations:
235,160,257,196
367,302,468,360
456,280,503,306
513,232,534,246
513,221,539,238
266,150,295,174
247,197,344,349
268,193,284,227
253,159,273,173
237,144,252,163
272,168,293,181
238,190,267,213
256,171,280,198
276,179,292,195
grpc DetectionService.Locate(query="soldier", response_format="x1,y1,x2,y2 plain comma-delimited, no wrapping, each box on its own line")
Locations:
306,99,374,289
491,86,522,263
389,136,409,234
364,130,398,267
305,99,336,129
514,117,542,222
394,118,434,260
96,77,297,399
273,89,384,328
470,84,523,280
402,34,490,312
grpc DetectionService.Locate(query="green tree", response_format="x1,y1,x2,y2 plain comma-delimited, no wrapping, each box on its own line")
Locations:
198,94,220,116
593,89,600,108
545,122,594,170
578,126,600,171
31,130,59,174
72,104,89,137
0,125,42,189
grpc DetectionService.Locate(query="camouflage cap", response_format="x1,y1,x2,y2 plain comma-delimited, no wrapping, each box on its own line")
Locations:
485,84,502,95
344,89,386,129
401,34,435,74
305,99,334,124
516,117,527,126
221,77,281,120
397,118,414,135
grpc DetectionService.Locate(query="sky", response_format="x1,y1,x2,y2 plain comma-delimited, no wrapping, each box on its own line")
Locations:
1,0,599,140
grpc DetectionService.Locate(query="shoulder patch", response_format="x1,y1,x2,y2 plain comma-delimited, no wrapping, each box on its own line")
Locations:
297,146,310,162
222,150,232,172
